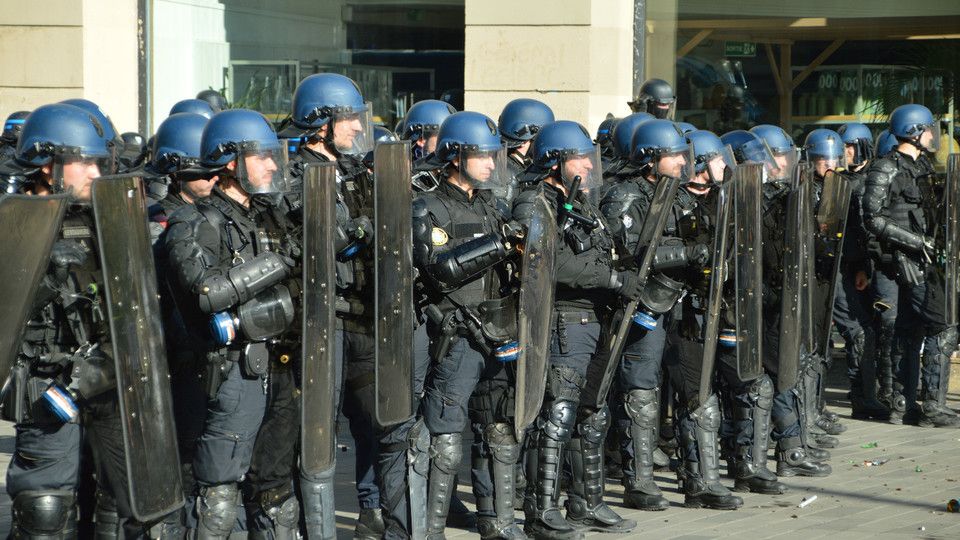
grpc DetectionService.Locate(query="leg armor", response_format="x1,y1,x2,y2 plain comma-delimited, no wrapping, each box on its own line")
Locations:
245,484,300,540
10,490,77,540
408,419,430,538
94,488,120,540
565,407,636,532
475,423,525,539
731,375,786,495
301,468,336,540
194,483,239,540
849,328,890,420
875,318,900,410
425,432,463,538
919,327,960,428
774,391,831,478
679,394,742,510
523,398,580,540
621,388,668,511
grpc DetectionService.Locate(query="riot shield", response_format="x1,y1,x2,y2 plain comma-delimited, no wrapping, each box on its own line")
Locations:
373,141,415,427
514,193,558,439
91,175,183,521
810,170,852,358
776,166,813,392
587,175,682,408
697,176,733,405
733,163,764,382
0,195,68,379
945,154,960,327
301,163,338,476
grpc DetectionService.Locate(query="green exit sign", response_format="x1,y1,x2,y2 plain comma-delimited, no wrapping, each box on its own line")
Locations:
725,41,757,57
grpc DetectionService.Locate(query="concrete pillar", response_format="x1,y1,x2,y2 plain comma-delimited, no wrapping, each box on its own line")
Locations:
644,0,677,89
464,0,634,133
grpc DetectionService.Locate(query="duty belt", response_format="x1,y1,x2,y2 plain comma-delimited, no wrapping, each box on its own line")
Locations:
553,310,600,326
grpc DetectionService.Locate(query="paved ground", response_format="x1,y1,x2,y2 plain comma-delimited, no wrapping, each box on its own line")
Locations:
1,359,959,538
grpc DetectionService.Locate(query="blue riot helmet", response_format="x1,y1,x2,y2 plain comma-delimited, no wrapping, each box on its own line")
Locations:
281,73,373,156
59,98,121,149
596,115,620,158
750,124,798,182
435,111,509,191
803,128,846,178
721,130,778,180
611,112,655,160
8,103,115,199
630,119,693,182
687,130,736,184
196,89,228,113
2,110,30,145
889,103,940,152
199,109,288,195
147,113,208,177
169,98,215,119
875,129,898,157
527,120,602,204
373,125,398,144
498,98,555,149
400,99,456,158
676,121,697,135
629,78,676,119
837,122,873,167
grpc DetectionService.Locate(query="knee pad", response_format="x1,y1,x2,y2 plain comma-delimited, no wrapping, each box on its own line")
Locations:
483,423,519,465
11,490,76,538
539,399,577,442
623,388,659,428
429,433,463,474
197,483,240,537
748,375,774,412
690,393,721,432
576,406,610,445
253,484,300,530
547,365,585,403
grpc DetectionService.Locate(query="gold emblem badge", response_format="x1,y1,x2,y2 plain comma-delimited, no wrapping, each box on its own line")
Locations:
431,227,449,246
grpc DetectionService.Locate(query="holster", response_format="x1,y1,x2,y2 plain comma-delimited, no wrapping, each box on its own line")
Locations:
427,306,459,362
203,351,231,400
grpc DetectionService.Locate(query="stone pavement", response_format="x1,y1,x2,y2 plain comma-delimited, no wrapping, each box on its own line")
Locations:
1,362,959,538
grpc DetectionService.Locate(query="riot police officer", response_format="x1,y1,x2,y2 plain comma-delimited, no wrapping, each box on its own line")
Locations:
517,120,637,539
170,98,216,119
399,99,457,192
280,72,387,537
628,78,676,119
749,124,833,476
1,110,30,193
498,98,556,182
862,104,959,428
664,129,744,510
197,89,228,113
2,102,183,537
603,112,654,180
146,113,216,225
163,109,302,538
413,111,525,539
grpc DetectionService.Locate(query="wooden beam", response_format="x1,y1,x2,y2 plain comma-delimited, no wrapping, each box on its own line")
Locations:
765,43,784,96
780,43,793,133
676,29,713,58
790,38,845,91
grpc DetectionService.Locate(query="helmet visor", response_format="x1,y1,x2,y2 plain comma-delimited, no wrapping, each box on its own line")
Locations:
769,148,799,183
655,144,693,183
694,143,737,185
331,103,374,156
457,145,509,193
236,143,289,194
53,152,115,201
559,145,602,208
920,121,941,153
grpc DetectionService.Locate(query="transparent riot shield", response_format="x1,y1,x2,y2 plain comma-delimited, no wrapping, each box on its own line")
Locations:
776,169,806,393
811,170,852,358
91,175,183,521
301,163,338,476
373,141,415,427
587,175,682,408
514,192,558,439
945,154,960,327
0,195,68,378
698,176,733,405
733,163,764,382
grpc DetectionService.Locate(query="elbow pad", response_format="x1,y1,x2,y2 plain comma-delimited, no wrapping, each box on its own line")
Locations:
651,245,688,271
198,252,290,313
430,234,508,288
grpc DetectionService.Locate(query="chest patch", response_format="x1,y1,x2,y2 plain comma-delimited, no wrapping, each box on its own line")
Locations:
431,227,449,246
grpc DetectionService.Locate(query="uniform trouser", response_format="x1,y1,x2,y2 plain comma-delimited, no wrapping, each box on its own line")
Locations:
380,323,431,538
833,265,875,382
872,271,928,405
469,364,515,519
760,308,802,442
614,321,667,479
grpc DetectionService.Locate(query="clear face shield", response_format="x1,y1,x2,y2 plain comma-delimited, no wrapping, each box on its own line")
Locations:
235,142,290,194
653,145,693,186
559,145,603,208
694,144,737,190
845,140,873,168
329,102,374,156
807,137,846,178
455,145,510,194
770,148,799,183
918,122,941,153
52,148,117,201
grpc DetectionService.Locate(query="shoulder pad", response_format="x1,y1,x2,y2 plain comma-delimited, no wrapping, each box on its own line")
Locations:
412,196,429,218
869,156,898,174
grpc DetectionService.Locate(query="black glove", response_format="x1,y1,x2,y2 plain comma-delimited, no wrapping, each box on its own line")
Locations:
684,244,710,267
614,271,643,300
501,220,526,250
50,239,87,282
348,215,374,244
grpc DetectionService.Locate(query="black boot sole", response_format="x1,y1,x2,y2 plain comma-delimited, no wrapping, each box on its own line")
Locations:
733,481,788,495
